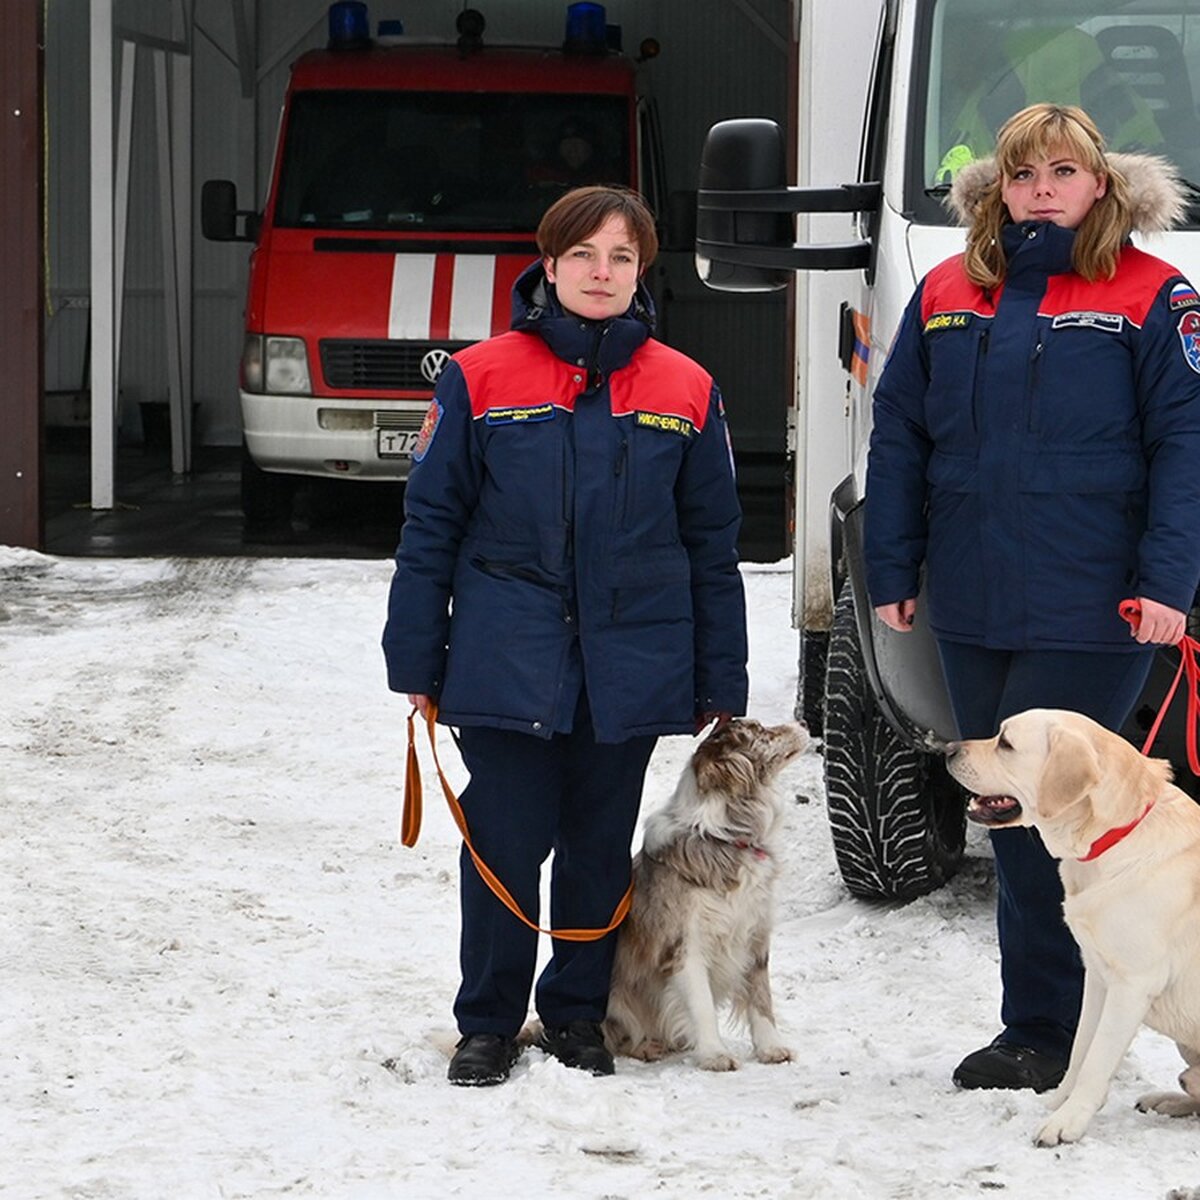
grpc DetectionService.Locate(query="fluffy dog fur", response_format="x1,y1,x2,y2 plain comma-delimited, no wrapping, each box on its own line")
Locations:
604,717,808,1071
946,708,1200,1145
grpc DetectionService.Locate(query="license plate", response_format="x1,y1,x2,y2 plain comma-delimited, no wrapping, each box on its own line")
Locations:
376,428,417,458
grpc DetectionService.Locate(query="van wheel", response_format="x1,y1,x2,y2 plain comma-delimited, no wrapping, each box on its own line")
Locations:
241,441,296,537
822,580,966,901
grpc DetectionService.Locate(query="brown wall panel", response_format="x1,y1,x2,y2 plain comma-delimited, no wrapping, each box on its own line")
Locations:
0,0,45,549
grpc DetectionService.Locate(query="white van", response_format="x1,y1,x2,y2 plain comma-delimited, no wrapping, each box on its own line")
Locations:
696,0,1200,900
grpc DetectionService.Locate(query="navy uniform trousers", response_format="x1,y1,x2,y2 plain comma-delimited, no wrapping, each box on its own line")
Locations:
451,700,657,1037
937,642,1154,1059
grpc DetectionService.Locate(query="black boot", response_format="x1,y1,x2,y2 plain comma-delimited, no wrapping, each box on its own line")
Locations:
447,1033,521,1086
952,1038,1067,1092
537,1020,615,1076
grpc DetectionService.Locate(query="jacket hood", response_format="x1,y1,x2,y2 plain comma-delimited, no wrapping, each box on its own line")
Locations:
945,151,1188,234
510,259,657,331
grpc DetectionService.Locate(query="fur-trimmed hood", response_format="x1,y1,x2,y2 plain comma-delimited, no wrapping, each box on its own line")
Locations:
945,152,1188,234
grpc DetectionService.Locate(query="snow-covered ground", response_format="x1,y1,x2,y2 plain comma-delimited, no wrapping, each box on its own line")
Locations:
3,546,1199,1199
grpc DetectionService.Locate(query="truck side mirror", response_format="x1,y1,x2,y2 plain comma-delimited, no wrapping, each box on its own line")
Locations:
201,179,259,243
695,119,790,292
696,117,881,287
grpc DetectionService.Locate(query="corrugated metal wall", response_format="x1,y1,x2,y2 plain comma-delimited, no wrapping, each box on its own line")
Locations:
44,0,788,453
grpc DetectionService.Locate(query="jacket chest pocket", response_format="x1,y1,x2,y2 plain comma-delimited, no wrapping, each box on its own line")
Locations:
1029,322,1135,439
481,418,569,523
614,424,688,532
923,325,987,441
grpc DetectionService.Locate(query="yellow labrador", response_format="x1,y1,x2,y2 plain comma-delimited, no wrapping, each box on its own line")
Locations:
946,708,1200,1145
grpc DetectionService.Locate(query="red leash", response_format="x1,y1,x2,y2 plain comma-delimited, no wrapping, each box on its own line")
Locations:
1118,599,1200,774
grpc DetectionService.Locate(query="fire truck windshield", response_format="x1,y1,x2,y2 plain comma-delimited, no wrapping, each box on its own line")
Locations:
275,90,631,232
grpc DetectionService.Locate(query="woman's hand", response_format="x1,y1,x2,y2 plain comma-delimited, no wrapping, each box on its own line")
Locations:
875,599,917,633
1131,598,1187,645
409,693,435,718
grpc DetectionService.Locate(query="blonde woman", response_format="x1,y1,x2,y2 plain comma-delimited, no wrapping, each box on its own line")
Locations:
865,104,1200,1091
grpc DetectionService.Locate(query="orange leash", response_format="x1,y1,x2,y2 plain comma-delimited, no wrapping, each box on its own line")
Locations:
1119,599,1200,774
401,704,632,942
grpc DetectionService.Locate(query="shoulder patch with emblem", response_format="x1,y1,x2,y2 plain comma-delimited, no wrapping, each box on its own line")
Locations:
1178,311,1200,374
411,400,443,463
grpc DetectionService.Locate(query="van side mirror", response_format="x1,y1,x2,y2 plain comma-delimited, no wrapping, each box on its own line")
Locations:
696,120,791,292
696,118,881,291
201,179,260,243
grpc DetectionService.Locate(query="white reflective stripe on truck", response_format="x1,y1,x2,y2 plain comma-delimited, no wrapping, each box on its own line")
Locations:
388,254,438,339
449,255,497,340
387,253,502,342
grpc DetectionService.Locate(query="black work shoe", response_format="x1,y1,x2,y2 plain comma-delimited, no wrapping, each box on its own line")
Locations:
952,1039,1067,1092
537,1020,615,1076
447,1033,521,1086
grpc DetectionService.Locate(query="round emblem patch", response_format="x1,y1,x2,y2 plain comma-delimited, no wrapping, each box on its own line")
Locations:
412,400,443,462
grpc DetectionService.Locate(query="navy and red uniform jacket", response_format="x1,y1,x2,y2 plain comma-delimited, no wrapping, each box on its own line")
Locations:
866,219,1200,649
382,262,748,742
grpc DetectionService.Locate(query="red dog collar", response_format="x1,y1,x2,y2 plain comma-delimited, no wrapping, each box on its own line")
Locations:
1078,803,1154,862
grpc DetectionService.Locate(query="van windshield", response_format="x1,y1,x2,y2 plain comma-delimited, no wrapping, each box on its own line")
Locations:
911,0,1200,227
274,91,630,232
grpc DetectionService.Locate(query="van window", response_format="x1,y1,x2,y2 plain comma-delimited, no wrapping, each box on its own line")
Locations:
275,91,630,233
910,0,1200,226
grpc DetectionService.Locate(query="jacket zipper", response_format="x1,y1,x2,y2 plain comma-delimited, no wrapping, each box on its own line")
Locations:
1027,336,1044,433
614,437,630,531
972,327,990,434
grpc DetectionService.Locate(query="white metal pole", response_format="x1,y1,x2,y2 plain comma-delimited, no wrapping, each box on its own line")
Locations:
89,0,115,509
153,48,187,475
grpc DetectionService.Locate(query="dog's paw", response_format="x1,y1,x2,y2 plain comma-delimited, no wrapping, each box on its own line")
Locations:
754,1044,793,1065
629,1039,667,1062
696,1050,739,1072
1034,1105,1091,1146
1135,1090,1200,1118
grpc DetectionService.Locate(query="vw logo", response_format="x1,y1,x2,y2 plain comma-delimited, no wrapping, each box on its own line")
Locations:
420,348,452,384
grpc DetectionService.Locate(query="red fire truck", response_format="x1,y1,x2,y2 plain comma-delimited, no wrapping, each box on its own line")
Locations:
202,2,660,530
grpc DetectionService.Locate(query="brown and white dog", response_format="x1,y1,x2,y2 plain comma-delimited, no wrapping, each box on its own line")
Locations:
604,717,808,1070
946,708,1200,1145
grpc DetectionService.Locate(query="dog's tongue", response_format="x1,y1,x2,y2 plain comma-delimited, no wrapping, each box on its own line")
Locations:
967,794,1022,824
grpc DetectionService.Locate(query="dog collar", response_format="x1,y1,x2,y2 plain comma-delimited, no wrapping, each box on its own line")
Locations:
1077,803,1154,862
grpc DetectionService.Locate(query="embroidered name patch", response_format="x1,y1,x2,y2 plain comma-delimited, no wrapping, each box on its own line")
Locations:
412,400,442,463
1178,311,1200,374
635,411,694,438
485,403,555,426
924,312,971,332
1170,282,1200,311
1050,311,1124,334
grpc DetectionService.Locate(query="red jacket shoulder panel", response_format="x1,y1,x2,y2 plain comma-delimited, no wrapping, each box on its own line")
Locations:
920,256,997,324
1040,247,1178,327
609,340,714,430
454,332,583,417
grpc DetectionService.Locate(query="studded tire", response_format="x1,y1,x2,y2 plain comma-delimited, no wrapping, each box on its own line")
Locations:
822,579,966,901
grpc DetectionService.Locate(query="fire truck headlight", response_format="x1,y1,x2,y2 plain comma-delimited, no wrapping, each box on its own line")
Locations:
264,336,313,395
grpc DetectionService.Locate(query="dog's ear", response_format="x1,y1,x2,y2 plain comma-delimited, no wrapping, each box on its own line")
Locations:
693,723,756,795
1037,725,1102,819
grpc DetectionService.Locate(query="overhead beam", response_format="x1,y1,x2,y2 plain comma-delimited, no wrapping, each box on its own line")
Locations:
0,0,45,548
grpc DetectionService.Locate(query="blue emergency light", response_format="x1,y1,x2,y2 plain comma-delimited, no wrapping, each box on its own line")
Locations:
564,2,608,54
328,2,370,49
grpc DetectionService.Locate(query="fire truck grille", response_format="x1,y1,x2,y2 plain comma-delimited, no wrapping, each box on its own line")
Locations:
319,339,470,390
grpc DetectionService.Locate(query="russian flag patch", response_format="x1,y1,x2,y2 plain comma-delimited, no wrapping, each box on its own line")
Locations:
1169,281,1200,310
